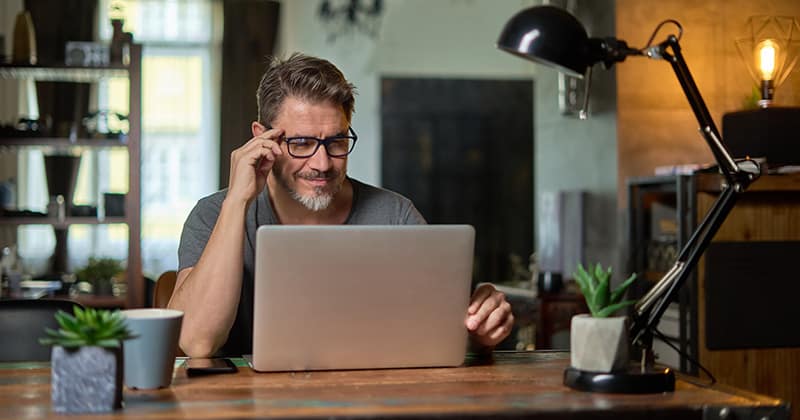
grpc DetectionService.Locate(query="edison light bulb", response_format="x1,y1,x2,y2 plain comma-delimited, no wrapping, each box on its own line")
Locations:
755,39,780,106
757,39,779,81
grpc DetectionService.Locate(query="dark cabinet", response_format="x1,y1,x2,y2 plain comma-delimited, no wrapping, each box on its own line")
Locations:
628,172,800,420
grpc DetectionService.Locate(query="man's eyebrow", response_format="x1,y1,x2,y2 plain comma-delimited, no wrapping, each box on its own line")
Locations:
284,130,348,138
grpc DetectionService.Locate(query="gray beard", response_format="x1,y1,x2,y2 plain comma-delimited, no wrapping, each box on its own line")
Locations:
290,187,334,212
274,169,342,212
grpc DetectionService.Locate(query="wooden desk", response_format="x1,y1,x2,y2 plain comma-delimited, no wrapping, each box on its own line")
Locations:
0,352,788,419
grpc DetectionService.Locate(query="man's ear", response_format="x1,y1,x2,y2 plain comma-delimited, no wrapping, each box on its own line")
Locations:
252,121,267,137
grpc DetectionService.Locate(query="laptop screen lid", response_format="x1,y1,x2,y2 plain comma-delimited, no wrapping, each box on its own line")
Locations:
252,225,474,372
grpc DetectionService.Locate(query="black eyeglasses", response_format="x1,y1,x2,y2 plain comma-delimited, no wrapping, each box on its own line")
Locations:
282,127,358,158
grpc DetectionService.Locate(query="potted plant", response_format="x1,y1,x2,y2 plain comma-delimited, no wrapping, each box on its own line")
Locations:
570,263,638,373
75,257,124,296
40,306,134,413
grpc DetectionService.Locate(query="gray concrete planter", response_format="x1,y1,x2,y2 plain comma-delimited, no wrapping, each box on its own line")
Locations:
570,314,629,373
51,346,123,413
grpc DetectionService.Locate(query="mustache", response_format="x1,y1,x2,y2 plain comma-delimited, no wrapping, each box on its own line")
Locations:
296,169,339,180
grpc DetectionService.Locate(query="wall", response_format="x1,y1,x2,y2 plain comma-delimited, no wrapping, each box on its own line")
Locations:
277,0,620,271
617,0,800,205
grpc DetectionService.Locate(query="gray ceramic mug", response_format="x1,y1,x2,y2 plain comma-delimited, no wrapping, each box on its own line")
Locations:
121,309,183,389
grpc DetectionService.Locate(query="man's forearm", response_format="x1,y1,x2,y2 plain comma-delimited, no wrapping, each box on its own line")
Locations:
168,198,249,357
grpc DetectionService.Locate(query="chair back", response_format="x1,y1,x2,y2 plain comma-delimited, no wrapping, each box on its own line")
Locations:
153,271,178,308
152,271,186,356
0,299,84,362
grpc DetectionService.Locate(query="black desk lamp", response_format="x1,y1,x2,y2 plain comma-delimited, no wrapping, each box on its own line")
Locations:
497,6,762,393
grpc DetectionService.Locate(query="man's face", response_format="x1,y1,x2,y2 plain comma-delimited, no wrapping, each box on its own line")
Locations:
268,96,350,211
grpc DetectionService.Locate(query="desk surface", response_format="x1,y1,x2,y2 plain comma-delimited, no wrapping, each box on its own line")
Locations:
0,351,788,419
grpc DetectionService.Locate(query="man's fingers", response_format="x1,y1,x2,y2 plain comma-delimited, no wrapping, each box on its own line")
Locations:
466,292,503,331
488,313,515,343
476,301,512,336
468,283,495,314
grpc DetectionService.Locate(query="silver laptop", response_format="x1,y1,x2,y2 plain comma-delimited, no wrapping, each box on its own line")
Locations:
251,225,475,372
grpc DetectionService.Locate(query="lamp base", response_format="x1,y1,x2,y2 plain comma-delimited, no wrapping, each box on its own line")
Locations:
563,365,675,393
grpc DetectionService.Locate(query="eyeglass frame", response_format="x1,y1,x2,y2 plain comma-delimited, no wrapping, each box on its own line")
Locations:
269,126,358,158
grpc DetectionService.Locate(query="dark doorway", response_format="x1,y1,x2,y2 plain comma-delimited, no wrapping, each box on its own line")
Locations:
381,78,533,284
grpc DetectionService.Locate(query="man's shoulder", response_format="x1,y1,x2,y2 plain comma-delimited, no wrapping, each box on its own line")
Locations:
195,189,228,210
351,178,413,206
349,178,425,225
186,189,228,223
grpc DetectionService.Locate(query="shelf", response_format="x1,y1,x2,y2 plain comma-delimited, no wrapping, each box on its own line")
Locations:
0,137,128,149
0,216,127,228
0,63,129,82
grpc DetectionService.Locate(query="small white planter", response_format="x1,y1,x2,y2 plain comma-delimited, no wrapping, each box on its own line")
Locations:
51,346,123,413
570,314,629,373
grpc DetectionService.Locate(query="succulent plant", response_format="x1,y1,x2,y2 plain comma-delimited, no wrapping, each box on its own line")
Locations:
573,263,638,318
40,306,135,348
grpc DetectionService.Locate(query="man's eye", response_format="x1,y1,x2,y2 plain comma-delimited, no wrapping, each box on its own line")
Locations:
291,138,315,146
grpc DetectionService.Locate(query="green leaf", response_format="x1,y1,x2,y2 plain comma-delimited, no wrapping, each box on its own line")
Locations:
40,306,134,348
610,272,638,304
573,268,590,296
592,272,610,314
595,300,637,318
73,306,86,323
95,339,121,348
577,263,596,295
594,264,605,283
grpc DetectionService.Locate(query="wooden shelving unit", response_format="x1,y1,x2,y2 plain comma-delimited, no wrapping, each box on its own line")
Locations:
0,45,143,308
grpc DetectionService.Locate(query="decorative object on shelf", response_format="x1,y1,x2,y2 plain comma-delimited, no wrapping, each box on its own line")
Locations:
65,42,110,67
39,306,134,413
82,110,129,141
70,205,98,218
108,2,133,66
497,5,760,393
0,178,16,211
734,16,800,108
570,264,637,373
75,257,125,297
1,245,24,298
318,0,384,42
43,154,81,216
109,19,132,66
103,192,126,217
12,10,37,65
43,154,82,275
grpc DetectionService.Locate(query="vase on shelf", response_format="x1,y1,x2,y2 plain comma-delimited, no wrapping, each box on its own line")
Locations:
12,11,37,65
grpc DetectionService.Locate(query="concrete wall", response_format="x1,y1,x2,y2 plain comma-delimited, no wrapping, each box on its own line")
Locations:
277,0,620,270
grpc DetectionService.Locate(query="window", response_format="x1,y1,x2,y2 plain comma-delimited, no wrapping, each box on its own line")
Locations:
16,0,221,279
98,0,222,277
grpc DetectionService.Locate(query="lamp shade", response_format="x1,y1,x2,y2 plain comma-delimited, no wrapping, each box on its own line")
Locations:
496,6,592,77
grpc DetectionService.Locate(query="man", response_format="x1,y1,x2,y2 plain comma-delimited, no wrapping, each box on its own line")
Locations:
169,53,514,358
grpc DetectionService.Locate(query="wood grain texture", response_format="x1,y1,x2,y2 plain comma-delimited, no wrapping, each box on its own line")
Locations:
695,173,800,420
0,352,787,419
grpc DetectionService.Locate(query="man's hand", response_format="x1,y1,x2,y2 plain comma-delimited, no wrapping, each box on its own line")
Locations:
466,283,514,349
227,126,284,205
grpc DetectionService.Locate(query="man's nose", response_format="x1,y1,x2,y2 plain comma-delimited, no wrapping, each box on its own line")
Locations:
306,144,333,171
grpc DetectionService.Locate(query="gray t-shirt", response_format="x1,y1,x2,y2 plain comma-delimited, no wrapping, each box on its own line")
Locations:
178,177,426,356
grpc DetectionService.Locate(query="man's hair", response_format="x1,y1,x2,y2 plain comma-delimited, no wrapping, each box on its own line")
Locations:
256,53,356,126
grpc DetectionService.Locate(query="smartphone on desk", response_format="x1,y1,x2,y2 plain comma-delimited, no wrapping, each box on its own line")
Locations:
186,358,238,377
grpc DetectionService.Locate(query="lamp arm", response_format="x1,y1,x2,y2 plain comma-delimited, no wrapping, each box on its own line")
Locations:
631,184,739,345
628,34,761,349
649,35,740,181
